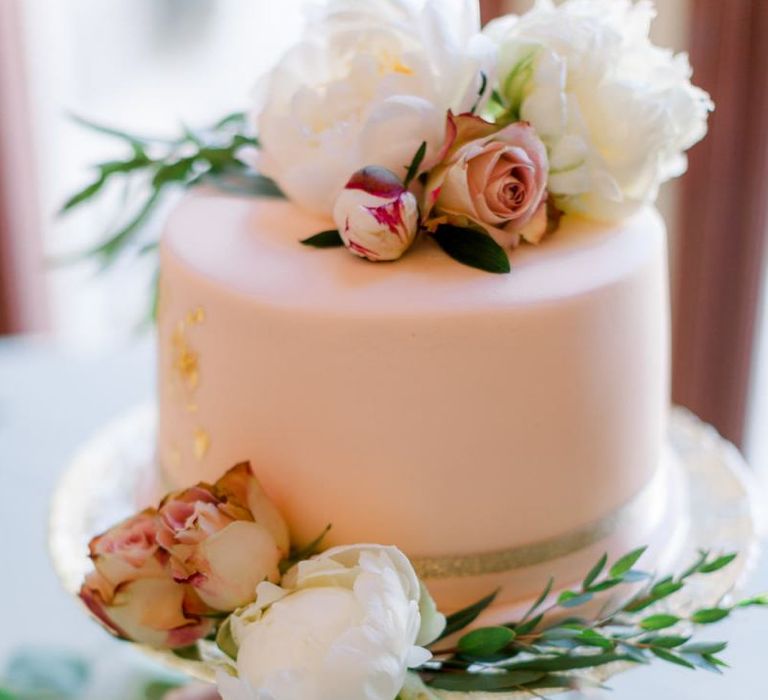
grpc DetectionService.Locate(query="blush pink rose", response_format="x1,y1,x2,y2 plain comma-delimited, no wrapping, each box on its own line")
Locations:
424,112,549,247
79,510,214,649
157,463,290,612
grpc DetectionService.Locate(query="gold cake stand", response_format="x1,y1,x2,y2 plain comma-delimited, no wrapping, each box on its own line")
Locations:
50,406,764,697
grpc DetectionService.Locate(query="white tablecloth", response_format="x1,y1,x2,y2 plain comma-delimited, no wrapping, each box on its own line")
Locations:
1,336,766,698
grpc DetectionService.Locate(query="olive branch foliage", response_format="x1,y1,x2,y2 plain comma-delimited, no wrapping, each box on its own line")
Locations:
415,547,767,695
59,113,283,318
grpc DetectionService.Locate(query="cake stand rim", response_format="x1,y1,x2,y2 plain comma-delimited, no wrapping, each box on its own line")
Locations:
48,405,764,696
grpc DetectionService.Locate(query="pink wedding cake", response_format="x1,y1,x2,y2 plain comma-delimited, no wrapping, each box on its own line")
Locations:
157,195,677,616
152,0,711,619
73,4,768,699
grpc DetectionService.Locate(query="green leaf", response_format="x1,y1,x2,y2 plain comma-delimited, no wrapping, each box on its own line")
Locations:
0,688,14,700
143,680,183,700
704,654,729,668
681,641,728,655
436,589,499,642
433,225,511,274
426,670,546,692
457,627,516,657
204,170,284,198
503,652,634,673
300,230,344,248
681,550,710,578
470,71,489,115
281,524,333,573
216,617,238,660
619,644,650,663
651,647,696,669
737,594,768,607
213,111,248,129
60,177,107,214
89,190,164,266
577,630,615,650
652,579,685,599
587,578,624,593
557,591,594,608
640,614,680,631
691,608,730,624
642,635,690,649
519,577,553,624
152,157,195,188
697,553,738,574
514,613,543,637
683,653,725,674
622,570,652,583
609,547,648,578
171,645,201,662
403,141,427,187
583,553,608,590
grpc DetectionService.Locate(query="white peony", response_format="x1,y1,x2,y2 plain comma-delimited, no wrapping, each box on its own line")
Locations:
254,0,496,216
217,544,445,700
485,0,713,220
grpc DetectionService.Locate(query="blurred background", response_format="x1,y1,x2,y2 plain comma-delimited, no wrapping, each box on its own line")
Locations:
1,0,767,698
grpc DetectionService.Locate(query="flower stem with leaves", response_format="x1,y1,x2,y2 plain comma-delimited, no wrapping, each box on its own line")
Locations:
418,548,767,694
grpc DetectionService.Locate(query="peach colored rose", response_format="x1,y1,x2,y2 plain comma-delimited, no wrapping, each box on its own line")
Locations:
79,510,214,648
157,463,290,612
424,112,549,247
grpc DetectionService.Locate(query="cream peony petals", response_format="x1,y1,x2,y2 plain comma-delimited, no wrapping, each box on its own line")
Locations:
254,0,495,216
485,0,713,220
221,545,445,700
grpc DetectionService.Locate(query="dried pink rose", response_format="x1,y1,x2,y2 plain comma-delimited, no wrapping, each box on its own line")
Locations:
157,463,290,612
79,510,213,648
424,112,549,247
333,166,419,262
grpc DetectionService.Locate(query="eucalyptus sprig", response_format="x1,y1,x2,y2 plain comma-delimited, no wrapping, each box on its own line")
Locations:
418,548,766,694
60,112,283,279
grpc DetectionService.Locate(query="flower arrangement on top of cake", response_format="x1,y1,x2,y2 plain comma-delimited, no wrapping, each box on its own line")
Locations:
256,0,713,270
62,0,713,276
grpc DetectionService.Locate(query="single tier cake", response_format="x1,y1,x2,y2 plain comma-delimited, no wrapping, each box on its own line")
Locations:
157,192,680,614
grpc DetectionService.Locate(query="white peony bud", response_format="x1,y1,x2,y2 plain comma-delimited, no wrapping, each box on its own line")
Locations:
333,167,420,262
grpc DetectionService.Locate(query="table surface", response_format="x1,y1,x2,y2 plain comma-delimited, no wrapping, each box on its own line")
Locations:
2,335,767,699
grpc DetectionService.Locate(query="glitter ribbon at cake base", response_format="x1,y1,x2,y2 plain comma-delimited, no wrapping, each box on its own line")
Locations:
410,463,670,579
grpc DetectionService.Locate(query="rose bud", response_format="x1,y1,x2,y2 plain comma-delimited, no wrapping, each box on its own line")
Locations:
333,166,419,262
424,113,549,247
157,463,290,612
78,510,214,648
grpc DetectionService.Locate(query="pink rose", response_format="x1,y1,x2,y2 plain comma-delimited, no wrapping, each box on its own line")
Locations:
79,510,214,648
333,167,420,262
424,113,549,247
157,463,290,612
164,684,221,700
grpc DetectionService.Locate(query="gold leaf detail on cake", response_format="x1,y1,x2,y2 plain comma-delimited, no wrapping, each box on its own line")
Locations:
193,428,211,460
171,322,200,391
187,307,206,325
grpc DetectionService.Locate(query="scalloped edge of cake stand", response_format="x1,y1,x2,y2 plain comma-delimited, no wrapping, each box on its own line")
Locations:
49,406,764,695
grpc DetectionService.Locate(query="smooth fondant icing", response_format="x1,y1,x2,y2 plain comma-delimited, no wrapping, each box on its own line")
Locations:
157,192,671,611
